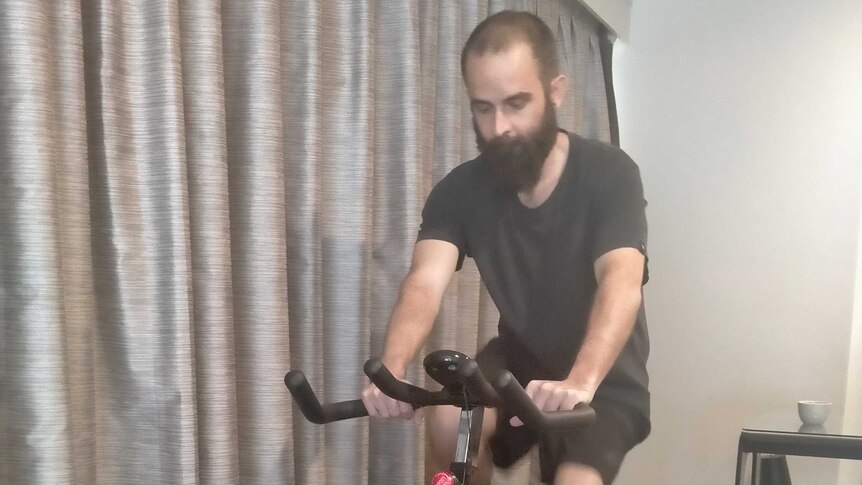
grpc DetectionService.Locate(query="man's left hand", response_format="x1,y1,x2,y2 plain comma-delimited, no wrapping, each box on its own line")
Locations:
510,379,595,427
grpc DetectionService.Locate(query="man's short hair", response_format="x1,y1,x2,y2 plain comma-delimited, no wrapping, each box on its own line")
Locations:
461,10,560,85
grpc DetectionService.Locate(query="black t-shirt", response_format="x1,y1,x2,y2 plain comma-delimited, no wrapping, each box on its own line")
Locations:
417,131,650,418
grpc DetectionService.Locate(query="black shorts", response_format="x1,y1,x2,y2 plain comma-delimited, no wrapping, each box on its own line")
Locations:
476,337,649,484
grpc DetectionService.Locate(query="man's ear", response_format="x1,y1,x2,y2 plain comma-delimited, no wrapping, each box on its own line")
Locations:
549,74,567,108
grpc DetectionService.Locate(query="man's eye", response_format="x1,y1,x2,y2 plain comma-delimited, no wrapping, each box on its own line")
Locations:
509,100,526,110
474,105,492,114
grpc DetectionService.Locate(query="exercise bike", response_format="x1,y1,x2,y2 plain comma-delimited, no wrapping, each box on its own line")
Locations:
285,350,595,485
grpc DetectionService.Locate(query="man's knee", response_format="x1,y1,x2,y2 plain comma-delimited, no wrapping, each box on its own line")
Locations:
426,405,462,458
553,462,604,485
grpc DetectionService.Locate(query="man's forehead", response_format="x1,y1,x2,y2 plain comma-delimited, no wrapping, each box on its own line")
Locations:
465,41,539,72
464,43,544,98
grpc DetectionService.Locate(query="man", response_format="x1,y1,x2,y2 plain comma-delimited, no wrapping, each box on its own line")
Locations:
362,10,650,485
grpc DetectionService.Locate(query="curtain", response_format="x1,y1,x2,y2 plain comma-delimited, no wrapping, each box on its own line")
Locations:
0,0,612,483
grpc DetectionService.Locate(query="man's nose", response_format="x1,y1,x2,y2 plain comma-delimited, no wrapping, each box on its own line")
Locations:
493,111,512,138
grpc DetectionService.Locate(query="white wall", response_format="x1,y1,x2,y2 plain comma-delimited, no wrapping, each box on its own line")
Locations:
612,0,862,483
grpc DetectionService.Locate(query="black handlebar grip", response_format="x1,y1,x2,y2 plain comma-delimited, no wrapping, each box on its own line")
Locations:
456,359,504,407
284,370,368,424
492,371,596,432
363,358,438,405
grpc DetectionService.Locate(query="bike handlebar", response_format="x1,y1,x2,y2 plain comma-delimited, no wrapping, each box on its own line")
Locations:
285,357,596,432
363,359,447,406
284,370,368,424
492,370,595,433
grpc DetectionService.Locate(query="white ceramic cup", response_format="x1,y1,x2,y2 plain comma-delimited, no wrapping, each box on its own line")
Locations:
797,400,831,426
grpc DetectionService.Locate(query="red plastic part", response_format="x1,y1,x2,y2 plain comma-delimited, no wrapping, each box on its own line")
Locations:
431,471,458,485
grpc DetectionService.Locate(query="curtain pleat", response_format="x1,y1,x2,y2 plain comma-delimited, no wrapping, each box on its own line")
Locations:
281,2,326,484
0,1,612,484
179,1,239,483
221,1,292,484
1,3,77,483
368,2,423,483
81,0,198,482
50,1,98,482
316,1,374,483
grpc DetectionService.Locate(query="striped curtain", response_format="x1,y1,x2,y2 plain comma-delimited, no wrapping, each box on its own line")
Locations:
0,0,612,483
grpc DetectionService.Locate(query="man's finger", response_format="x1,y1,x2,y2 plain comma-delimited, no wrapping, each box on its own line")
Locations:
531,381,555,412
560,392,582,411
398,400,414,419
376,397,392,418
361,391,382,417
411,407,426,425
369,397,390,418
383,395,402,418
524,380,542,399
543,386,566,412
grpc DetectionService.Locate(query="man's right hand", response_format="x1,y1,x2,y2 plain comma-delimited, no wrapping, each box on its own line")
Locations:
361,383,424,424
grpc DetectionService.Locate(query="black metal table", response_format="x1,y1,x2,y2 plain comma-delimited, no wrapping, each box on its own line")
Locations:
735,412,862,485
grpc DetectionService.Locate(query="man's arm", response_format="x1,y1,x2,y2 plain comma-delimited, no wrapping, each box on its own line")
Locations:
361,238,459,419
380,239,460,377
566,247,645,395
515,247,645,422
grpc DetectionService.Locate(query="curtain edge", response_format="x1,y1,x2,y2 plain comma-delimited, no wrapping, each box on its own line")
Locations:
598,25,619,147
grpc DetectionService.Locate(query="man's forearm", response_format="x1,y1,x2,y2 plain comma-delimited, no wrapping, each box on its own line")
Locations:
380,276,441,379
566,280,642,395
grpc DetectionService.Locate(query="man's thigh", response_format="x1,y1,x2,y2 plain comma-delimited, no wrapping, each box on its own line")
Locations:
476,337,545,471
538,400,643,484
476,337,646,484
553,463,603,485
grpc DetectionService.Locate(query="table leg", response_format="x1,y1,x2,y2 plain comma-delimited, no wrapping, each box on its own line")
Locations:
751,453,761,485
735,448,747,485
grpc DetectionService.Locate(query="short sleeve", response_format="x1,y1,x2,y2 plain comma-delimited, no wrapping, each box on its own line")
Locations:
590,153,650,284
417,172,468,271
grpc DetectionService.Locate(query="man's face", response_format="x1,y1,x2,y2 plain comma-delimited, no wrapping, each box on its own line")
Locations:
465,42,560,192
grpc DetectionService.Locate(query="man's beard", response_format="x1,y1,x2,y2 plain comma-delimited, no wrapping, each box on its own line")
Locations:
475,101,559,193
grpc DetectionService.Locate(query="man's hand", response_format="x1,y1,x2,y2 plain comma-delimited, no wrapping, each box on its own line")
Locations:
361,382,425,424
509,379,595,427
